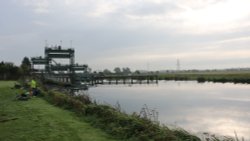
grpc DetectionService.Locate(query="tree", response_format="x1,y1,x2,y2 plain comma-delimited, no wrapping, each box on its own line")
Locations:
134,70,140,74
114,67,122,74
20,57,31,76
103,69,112,75
0,61,7,80
0,61,21,80
122,67,131,75
0,61,5,77
9,65,21,80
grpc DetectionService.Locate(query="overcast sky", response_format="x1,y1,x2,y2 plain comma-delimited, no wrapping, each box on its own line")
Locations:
1,0,250,71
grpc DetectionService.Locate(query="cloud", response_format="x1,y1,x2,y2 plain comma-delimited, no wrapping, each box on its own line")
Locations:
85,40,250,70
176,0,250,34
174,0,225,9
217,36,250,44
3,0,250,69
126,1,181,16
21,0,50,14
84,1,118,17
16,0,250,34
32,21,50,26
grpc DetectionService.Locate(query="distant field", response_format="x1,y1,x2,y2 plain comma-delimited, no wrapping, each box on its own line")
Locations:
160,72,250,78
158,71,250,83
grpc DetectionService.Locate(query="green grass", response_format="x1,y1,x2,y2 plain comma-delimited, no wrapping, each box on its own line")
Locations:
158,72,250,84
1,80,238,141
0,81,119,141
0,81,16,88
40,81,201,141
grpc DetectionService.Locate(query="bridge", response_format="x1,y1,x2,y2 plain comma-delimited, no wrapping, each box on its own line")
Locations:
86,74,158,85
31,45,158,87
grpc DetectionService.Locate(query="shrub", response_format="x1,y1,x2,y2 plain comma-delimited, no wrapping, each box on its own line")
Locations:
39,84,202,141
197,77,206,83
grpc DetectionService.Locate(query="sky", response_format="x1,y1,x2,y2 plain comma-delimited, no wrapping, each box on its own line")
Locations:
1,0,250,71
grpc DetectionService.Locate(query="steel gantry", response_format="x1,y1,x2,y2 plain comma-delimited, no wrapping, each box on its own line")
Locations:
31,45,88,84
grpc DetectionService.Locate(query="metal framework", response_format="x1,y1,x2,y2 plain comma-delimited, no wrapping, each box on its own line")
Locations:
31,45,88,84
31,45,159,87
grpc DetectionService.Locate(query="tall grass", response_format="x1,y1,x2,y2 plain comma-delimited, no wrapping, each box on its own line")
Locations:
159,73,250,84
38,80,247,141
38,82,200,141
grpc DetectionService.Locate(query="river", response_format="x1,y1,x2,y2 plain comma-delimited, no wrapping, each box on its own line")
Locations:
83,81,250,139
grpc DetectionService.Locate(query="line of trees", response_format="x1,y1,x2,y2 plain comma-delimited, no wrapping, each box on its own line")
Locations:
101,67,132,75
100,67,143,75
0,57,31,80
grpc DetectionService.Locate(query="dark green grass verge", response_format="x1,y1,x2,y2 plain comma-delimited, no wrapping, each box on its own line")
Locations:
39,82,200,141
0,81,119,141
158,72,250,84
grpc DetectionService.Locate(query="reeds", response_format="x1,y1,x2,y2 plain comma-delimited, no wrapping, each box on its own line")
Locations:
37,80,247,141
39,85,200,141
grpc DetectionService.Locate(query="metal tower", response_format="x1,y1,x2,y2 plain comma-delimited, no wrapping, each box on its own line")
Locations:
31,45,88,84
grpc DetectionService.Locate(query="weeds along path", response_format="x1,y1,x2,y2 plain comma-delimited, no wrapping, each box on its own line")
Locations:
0,81,118,141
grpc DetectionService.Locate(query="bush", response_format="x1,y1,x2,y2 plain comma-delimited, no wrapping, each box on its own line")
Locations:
39,85,201,141
197,77,206,83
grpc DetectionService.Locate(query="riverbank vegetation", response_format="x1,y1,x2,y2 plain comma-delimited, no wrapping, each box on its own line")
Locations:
39,81,200,141
1,57,249,140
0,80,244,141
38,80,245,141
1,80,201,141
98,67,250,84
0,81,120,141
0,57,31,80
158,71,250,84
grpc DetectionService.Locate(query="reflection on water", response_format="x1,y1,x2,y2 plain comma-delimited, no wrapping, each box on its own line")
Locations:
85,81,250,139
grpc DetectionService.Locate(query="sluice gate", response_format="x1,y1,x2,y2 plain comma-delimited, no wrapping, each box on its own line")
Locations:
31,45,158,87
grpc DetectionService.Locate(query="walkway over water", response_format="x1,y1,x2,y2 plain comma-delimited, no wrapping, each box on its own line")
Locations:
40,73,158,85
88,74,158,85
31,45,158,86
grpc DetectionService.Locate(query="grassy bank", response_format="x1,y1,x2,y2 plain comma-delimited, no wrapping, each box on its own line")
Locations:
0,81,119,141
158,71,250,84
40,81,241,141
39,81,201,141
1,80,237,141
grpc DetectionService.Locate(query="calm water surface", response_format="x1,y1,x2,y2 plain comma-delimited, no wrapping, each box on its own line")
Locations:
85,81,250,138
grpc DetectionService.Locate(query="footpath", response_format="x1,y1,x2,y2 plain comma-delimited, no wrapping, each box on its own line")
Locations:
0,81,118,141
